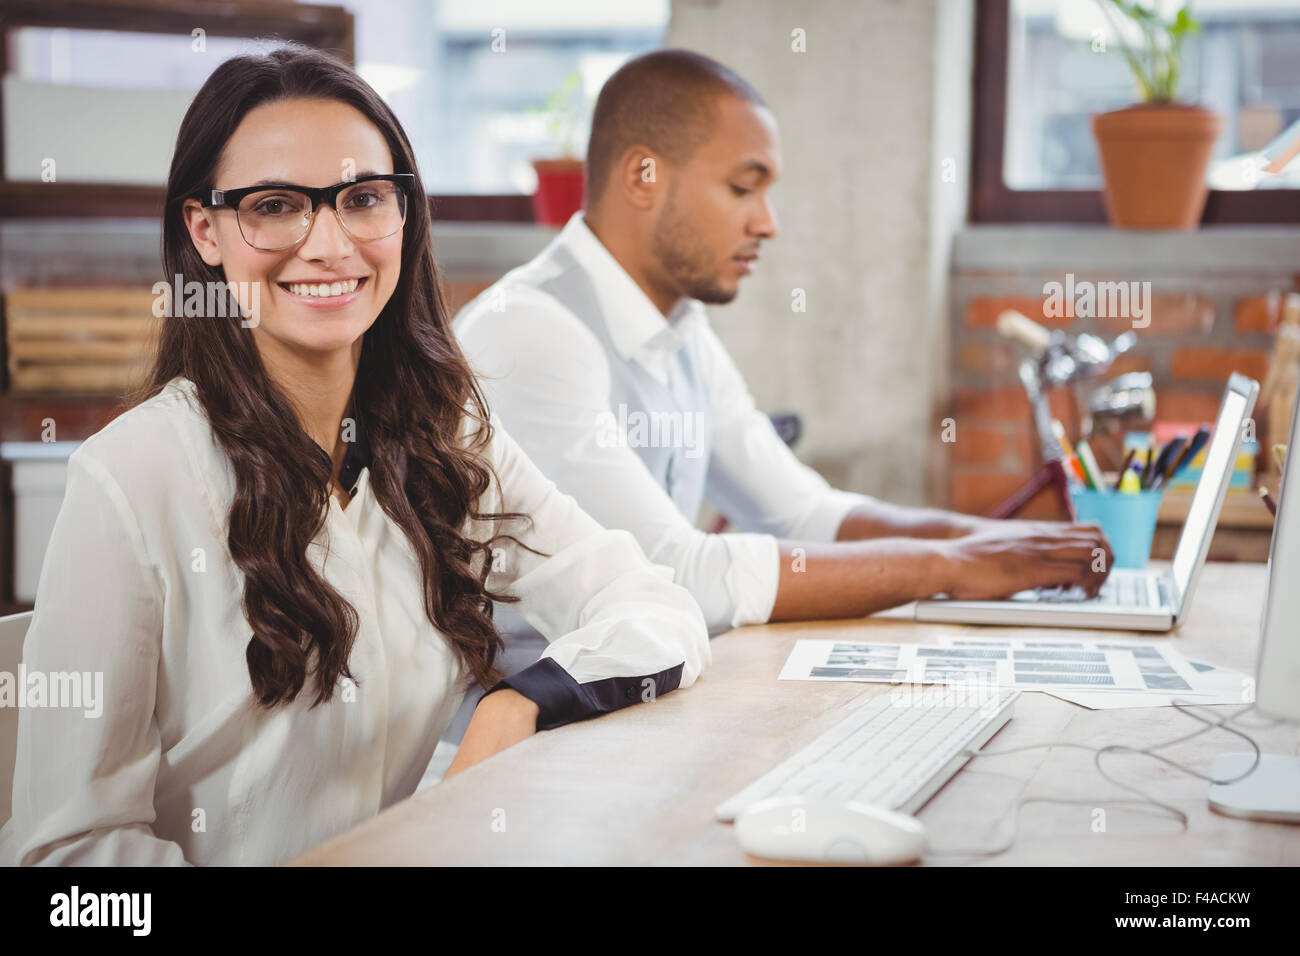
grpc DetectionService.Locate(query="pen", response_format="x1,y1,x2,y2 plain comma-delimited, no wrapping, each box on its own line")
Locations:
1151,435,1187,491
1165,425,1210,486
1259,486,1278,516
1140,446,1156,489
1113,448,1137,491
1147,440,1178,491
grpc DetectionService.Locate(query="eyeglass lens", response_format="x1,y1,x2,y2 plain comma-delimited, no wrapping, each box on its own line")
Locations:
235,180,407,249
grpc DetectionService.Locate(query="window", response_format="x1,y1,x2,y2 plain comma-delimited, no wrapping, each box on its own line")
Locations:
973,0,1300,222
0,0,668,219
6,29,287,185
0,0,353,218
322,0,669,195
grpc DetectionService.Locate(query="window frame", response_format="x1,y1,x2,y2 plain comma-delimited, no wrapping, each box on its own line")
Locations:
970,0,1300,224
0,1,536,222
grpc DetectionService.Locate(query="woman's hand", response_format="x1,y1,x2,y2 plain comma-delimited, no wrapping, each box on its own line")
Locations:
442,688,540,781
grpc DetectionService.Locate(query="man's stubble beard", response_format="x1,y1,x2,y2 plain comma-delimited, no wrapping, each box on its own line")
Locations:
650,193,738,306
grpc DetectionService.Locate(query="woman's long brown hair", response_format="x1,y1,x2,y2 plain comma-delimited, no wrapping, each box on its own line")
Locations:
138,44,525,708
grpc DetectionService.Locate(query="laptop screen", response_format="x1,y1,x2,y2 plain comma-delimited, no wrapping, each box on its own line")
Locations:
1169,386,1251,599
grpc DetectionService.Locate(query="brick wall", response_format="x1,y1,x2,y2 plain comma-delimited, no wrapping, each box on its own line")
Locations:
942,240,1300,519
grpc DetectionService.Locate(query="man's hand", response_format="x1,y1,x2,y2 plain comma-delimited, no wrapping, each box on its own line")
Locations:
443,688,540,782
933,521,1113,600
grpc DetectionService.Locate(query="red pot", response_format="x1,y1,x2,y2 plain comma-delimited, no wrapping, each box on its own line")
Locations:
531,159,585,225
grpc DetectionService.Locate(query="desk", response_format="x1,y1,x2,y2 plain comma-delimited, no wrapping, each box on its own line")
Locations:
288,562,1300,866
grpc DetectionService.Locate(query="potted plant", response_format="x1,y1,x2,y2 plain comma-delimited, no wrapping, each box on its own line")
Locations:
1090,1,1221,229
530,72,587,225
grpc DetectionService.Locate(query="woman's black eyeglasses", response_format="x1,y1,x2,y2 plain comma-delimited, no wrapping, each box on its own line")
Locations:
199,173,416,251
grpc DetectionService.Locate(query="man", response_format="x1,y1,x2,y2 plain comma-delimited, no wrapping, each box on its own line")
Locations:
454,48,1110,636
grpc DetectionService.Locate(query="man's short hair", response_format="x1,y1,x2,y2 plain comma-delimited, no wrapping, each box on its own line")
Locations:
584,48,766,206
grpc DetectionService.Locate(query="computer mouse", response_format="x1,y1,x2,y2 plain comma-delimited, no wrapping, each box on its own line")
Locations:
734,795,928,865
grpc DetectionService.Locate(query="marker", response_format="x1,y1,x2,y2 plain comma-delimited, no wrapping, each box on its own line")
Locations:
1165,425,1210,486
1051,420,1087,488
1075,439,1106,492
1259,486,1278,516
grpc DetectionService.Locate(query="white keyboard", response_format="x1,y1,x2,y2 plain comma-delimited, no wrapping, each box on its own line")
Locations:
1030,571,1164,607
715,689,1020,821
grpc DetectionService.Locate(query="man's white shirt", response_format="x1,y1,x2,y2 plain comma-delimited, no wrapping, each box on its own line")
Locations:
454,212,871,632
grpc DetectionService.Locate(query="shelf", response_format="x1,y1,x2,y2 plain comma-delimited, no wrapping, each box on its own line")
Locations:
1157,488,1275,530
0,394,127,443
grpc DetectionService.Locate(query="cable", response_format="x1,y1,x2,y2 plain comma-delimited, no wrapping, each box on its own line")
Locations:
925,700,1280,859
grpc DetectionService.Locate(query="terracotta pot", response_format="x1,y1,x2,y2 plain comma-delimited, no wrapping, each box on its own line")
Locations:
531,158,585,225
1091,103,1222,230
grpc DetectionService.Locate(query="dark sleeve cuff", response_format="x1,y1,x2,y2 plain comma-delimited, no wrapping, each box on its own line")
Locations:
484,656,686,731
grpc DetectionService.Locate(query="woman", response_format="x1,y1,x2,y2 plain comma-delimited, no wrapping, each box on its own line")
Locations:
0,45,709,866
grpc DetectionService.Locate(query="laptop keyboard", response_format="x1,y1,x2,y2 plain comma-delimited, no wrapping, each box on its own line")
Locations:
1033,574,1155,607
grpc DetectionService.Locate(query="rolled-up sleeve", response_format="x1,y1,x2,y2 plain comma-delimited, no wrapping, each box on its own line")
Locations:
474,417,711,730
3,449,189,866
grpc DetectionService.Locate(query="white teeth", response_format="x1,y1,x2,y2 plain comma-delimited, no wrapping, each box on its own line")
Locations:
286,278,360,297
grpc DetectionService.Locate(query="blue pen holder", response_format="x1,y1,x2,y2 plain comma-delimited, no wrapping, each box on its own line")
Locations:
1070,489,1164,570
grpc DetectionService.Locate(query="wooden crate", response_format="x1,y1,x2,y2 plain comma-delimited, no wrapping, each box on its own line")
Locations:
4,287,159,393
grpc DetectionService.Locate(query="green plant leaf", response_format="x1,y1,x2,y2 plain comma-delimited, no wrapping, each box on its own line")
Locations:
1094,0,1196,103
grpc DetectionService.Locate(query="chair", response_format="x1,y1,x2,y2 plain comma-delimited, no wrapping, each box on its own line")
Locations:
0,611,33,826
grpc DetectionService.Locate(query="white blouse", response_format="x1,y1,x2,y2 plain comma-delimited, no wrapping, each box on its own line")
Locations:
0,376,709,866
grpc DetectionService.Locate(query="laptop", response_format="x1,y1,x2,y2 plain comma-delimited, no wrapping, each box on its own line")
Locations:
915,373,1259,631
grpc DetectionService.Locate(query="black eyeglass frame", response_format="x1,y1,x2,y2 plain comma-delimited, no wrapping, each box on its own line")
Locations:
197,173,417,249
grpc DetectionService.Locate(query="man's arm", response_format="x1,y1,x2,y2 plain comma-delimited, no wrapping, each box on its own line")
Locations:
833,499,983,541
456,290,779,633
771,521,1113,621
457,297,1111,629
694,321,1112,618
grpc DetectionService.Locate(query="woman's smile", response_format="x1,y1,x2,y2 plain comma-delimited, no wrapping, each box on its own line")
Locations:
276,275,369,309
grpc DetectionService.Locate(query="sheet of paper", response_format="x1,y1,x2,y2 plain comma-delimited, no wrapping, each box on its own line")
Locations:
939,635,1207,694
1044,659,1256,709
778,639,1147,691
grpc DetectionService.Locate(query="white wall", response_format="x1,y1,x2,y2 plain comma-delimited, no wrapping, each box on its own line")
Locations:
4,78,192,184
666,0,972,504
